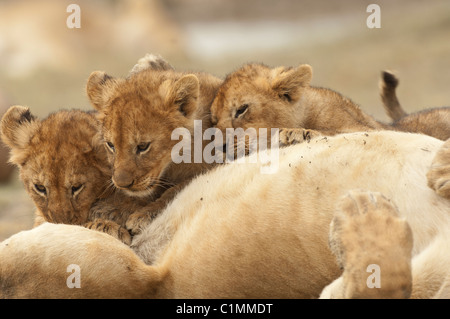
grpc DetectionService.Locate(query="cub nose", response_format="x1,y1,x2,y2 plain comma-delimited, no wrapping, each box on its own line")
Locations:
113,171,135,189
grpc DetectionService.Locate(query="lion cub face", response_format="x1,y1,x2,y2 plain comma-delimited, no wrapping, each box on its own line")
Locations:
210,63,312,133
1,106,111,224
86,69,200,198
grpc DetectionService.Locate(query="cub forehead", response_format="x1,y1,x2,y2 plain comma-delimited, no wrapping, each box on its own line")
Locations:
214,68,273,107
35,110,98,141
103,102,166,133
29,127,94,155
101,84,171,121
22,147,88,174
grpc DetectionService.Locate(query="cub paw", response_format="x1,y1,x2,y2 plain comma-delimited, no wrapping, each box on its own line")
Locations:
329,190,413,299
427,139,450,200
89,201,127,226
126,210,159,235
278,128,321,147
85,219,131,246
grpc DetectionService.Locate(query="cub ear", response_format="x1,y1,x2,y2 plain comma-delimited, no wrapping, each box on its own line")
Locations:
271,64,312,103
167,74,199,117
86,71,116,111
128,53,174,76
1,105,41,163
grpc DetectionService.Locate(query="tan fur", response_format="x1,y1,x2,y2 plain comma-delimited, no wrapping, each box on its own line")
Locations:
380,71,450,140
0,55,186,242
0,106,136,244
0,223,159,299
427,138,450,200
379,71,406,121
0,138,13,183
211,63,389,139
211,63,450,141
128,53,174,75
321,190,450,299
0,97,15,183
86,66,223,233
323,191,414,298
1,131,449,298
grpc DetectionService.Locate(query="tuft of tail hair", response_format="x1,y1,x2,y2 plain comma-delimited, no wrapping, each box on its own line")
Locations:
379,71,407,122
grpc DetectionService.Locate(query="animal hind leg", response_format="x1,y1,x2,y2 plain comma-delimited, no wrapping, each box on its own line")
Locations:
427,138,450,200
322,190,413,299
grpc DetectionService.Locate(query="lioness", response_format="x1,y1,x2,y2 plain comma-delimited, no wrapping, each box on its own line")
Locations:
379,70,450,140
1,131,448,298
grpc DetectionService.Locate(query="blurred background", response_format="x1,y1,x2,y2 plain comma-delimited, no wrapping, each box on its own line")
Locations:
1,0,449,240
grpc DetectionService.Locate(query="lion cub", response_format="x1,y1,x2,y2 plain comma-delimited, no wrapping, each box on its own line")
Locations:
211,63,450,141
379,71,450,140
0,55,177,244
0,107,140,244
211,63,391,139
86,66,223,233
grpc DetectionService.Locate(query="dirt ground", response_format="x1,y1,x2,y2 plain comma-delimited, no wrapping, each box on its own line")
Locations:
0,175,34,241
0,0,449,241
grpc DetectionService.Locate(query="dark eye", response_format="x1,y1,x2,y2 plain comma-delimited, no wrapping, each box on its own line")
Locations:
235,104,249,118
106,141,115,152
281,93,292,102
34,184,47,195
71,185,83,196
137,142,151,154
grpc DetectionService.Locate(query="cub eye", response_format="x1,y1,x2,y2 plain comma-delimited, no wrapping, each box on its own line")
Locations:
71,184,83,196
106,141,115,152
235,104,249,119
136,142,151,154
34,184,47,195
281,93,292,102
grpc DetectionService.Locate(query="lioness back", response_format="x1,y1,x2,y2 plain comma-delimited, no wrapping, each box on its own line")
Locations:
1,131,447,298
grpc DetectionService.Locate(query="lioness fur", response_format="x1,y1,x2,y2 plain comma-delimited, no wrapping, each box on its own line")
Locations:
1,131,449,298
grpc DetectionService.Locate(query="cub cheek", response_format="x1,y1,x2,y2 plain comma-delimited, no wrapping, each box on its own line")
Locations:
29,192,47,209
106,153,115,164
214,123,227,135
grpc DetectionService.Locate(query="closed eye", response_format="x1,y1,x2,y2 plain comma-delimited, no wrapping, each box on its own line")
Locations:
137,142,151,155
235,104,249,119
34,184,47,196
